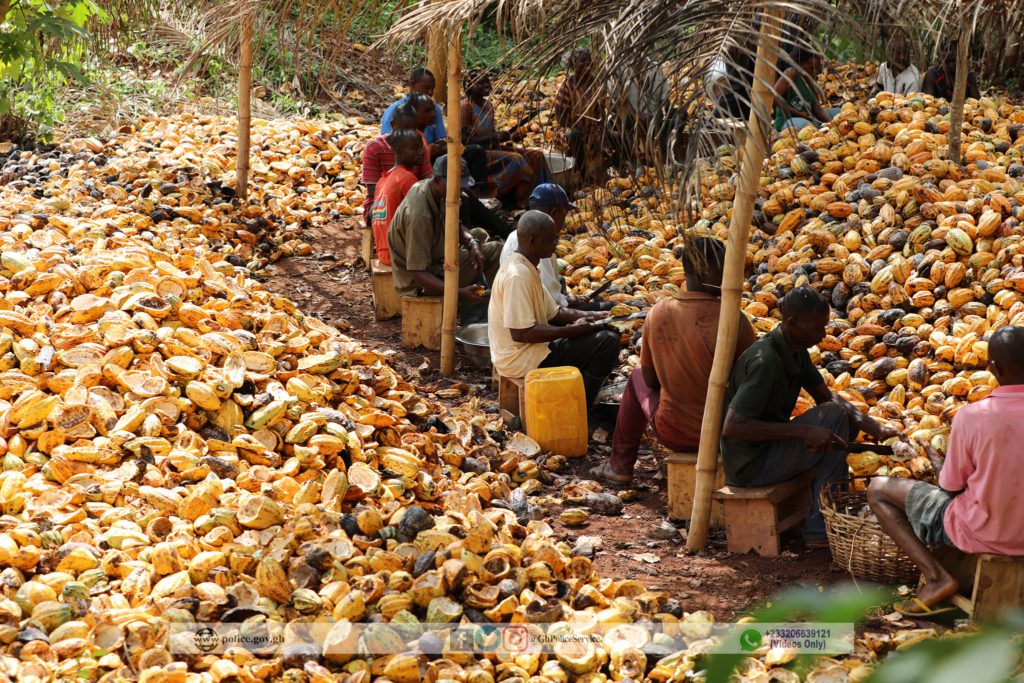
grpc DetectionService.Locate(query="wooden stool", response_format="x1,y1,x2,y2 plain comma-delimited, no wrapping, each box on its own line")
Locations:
360,226,373,271
371,260,401,321
713,470,815,557
498,375,527,427
666,453,725,528
934,547,1024,622
400,296,443,350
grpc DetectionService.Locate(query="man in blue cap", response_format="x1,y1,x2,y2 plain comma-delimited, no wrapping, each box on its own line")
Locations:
499,183,614,312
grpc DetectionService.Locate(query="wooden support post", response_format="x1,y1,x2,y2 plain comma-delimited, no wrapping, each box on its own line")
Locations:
687,8,784,553
949,11,971,165
236,12,254,201
440,27,462,376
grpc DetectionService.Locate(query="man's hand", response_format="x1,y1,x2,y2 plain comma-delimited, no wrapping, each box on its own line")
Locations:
468,241,486,271
876,423,906,442
498,130,513,144
916,436,946,473
569,317,604,332
577,318,611,334
803,426,847,453
458,286,489,305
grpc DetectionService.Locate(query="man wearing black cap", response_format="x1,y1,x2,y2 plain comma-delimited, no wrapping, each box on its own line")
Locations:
499,184,614,312
388,155,502,319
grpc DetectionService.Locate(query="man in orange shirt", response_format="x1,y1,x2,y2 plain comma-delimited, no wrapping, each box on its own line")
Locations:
361,102,433,229
370,129,425,265
593,238,756,483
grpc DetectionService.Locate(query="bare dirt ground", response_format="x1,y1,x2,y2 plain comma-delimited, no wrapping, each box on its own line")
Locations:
261,222,860,621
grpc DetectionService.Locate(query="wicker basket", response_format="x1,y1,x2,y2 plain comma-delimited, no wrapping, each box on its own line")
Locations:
820,480,920,584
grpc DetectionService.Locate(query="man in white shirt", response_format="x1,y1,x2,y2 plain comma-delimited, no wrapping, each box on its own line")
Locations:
489,211,620,409
500,184,613,311
871,30,921,97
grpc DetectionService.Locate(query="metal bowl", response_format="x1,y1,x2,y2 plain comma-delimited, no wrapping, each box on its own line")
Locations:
456,323,492,370
596,380,627,406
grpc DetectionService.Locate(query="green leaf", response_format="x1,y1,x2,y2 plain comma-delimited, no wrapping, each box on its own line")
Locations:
867,631,1019,683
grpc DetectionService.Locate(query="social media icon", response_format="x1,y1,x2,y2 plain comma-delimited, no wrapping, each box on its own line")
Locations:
739,628,763,652
474,625,500,652
450,628,475,653
193,627,218,653
503,624,529,654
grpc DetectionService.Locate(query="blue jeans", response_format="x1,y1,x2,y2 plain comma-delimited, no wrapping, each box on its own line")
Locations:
742,403,853,538
779,107,841,133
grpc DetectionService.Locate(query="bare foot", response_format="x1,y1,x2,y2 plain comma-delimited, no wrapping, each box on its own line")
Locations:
917,570,959,607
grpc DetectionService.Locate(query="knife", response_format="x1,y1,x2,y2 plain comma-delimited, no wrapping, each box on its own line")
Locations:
587,280,613,301
509,107,542,131
594,310,650,325
848,443,894,455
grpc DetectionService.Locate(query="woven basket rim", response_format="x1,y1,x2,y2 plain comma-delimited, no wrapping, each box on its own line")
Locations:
820,479,920,584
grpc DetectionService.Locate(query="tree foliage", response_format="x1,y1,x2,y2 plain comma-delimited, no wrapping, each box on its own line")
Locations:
0,0,108,136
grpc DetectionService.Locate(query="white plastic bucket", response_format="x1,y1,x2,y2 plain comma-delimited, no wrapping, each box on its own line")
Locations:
544,151,575,187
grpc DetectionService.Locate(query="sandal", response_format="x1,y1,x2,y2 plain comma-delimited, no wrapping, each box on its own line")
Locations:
894,597,960,619
590,462,633,485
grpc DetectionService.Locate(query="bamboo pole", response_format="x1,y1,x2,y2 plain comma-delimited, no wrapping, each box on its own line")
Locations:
440,27,462,376
236,12,254,201
948,11,971,165
686,8,784,552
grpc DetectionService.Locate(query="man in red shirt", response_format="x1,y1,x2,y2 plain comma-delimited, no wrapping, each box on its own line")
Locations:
592,238,756,483
361,101,433,228
869,325,1024,611
370,129,424,265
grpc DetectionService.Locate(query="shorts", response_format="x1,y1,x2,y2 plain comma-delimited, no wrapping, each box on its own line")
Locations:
906,481,954,548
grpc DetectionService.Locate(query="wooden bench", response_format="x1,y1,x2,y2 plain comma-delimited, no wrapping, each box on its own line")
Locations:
934,548,1024,622
371,260,401,321
497,375,526,424
400,296,443,350
666,453,725,528
713,470,815,557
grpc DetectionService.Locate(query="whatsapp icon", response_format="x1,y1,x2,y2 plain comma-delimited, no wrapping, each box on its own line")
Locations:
739,628,763,652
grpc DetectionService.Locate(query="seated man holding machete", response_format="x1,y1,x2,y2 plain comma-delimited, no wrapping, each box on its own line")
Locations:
592,237,756,484
489,211,620,423
720,286,904,546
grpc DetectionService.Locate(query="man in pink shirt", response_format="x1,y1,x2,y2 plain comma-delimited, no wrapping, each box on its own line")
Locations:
868,325,1024,610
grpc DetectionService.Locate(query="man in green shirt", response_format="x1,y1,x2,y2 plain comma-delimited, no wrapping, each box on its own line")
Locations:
388,155,502,321
721,286,903,545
